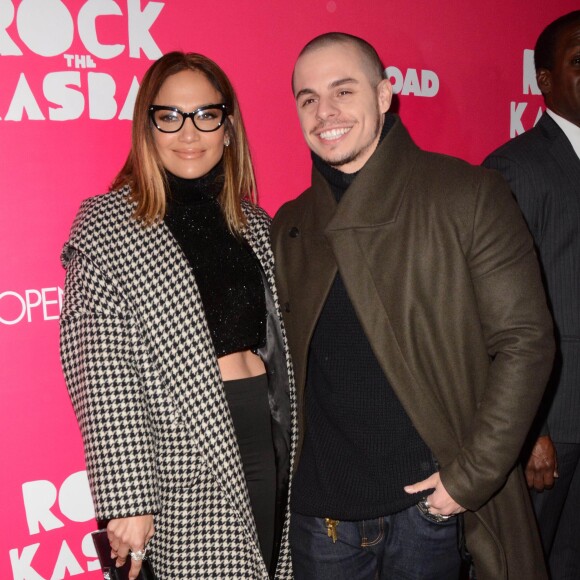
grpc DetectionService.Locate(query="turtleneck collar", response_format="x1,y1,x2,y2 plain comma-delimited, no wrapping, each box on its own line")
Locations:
312,112,395,202
165,159,225,206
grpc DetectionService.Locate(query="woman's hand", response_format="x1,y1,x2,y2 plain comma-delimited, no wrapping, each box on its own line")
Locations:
107,515,155,580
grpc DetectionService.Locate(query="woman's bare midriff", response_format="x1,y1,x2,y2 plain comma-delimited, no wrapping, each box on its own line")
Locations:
218,349,266,382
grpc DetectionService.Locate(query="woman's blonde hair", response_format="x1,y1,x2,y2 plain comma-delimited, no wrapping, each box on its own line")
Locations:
112,52,257,232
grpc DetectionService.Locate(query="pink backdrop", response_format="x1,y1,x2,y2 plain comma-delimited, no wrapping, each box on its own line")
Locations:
1,1,576,577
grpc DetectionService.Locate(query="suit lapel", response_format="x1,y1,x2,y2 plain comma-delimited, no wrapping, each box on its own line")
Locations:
540,114,580,192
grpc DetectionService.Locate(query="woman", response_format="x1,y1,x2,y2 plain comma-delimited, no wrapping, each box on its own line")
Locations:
59,52,295,580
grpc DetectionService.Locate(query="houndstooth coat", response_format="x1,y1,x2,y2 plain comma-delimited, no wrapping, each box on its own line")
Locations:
59,187,296,579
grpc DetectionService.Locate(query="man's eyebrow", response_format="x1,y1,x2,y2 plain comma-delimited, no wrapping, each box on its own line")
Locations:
329,77,359,88
295,87,316,101
295,78,359,101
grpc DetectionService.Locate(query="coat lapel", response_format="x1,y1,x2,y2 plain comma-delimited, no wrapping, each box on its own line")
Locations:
327,119,413,230
279,171,339,389
323,119,459,455
242,203,279,308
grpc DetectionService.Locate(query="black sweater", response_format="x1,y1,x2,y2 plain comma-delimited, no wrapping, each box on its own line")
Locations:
163,163,266,357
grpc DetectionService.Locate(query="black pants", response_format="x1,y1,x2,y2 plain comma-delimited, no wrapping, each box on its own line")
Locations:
224,373,276,571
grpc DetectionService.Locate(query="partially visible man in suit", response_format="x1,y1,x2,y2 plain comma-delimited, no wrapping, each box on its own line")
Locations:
484,10,580,579
272,32,554,580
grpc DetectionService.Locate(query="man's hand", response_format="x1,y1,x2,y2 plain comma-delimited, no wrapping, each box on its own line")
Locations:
404,472,465,516
525,435,558,491
107,515,154,580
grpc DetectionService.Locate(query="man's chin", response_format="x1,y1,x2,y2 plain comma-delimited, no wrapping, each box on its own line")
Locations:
319,151,357,168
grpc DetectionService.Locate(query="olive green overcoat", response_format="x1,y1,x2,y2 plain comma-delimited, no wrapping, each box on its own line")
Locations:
271,116,554,579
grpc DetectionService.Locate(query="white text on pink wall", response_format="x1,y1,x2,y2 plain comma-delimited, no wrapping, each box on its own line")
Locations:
1,0,166,121
0,287,63,325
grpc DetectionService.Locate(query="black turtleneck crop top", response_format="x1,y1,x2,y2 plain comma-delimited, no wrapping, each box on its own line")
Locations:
163,162,266,358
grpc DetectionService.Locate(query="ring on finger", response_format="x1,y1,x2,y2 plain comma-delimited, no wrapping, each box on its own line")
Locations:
130,549,147,561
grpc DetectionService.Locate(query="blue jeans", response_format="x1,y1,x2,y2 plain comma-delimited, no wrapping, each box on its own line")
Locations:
290,505,462,579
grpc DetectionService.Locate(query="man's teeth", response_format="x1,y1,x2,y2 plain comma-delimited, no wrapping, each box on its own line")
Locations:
320,127,350,140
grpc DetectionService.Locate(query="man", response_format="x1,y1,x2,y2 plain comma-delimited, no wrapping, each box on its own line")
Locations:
271,33,554,580
484,11,580,579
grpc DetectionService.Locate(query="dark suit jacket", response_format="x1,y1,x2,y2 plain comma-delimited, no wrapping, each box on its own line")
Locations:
272,116,553,579
484,112,580,444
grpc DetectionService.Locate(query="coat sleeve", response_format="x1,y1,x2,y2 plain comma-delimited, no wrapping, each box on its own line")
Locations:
60,248,159,520
483,153,551,439
439,169,554,511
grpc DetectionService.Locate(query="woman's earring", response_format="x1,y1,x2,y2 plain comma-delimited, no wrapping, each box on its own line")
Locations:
224,135,230,147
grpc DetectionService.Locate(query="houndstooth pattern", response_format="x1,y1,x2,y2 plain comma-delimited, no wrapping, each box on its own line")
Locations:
60,188,297,579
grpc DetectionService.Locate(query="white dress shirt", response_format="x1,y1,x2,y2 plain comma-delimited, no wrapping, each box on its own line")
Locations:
546,109,580,160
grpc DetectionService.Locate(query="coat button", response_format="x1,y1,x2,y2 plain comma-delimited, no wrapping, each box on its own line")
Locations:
284,302,291,313
289,227,299,238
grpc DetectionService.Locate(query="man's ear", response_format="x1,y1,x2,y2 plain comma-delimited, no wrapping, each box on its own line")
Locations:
377,78,393,114
536,68,552,96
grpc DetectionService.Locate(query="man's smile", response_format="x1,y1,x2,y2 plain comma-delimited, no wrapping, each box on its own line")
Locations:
318,127,352,141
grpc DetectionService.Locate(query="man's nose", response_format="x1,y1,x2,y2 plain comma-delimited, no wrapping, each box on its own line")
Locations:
315,96,340,121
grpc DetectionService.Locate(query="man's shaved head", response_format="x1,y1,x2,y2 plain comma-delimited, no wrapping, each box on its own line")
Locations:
293,32,385,94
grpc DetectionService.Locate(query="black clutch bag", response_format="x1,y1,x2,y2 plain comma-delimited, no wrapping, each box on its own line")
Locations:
91,529,157,580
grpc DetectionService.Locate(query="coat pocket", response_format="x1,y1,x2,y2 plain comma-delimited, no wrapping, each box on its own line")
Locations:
154,407,207,489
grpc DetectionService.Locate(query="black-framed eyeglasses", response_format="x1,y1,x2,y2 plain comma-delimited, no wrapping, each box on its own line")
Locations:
148,104,228,133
